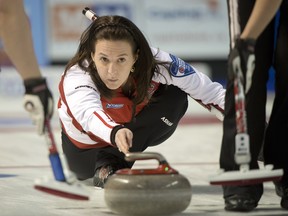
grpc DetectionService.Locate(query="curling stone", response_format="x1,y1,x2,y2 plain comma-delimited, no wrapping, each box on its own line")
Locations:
104,152,192,216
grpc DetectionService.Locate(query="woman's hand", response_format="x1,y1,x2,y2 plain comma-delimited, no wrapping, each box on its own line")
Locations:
114,128,133,154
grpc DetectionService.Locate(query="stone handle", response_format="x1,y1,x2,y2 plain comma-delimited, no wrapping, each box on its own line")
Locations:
125,152,167,165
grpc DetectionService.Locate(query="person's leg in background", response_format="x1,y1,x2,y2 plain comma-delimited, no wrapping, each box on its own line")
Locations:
220,0,275,211
0,0,42,79
264,0,288,209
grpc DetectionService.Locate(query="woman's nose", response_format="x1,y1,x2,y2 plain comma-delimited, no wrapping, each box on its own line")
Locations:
108,63,117,75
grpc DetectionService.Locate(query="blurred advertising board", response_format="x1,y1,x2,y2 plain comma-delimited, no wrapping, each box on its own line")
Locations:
46,0,229,62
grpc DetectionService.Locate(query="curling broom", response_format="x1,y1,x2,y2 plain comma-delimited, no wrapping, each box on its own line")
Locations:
34,119,90,200
34,6,96,201
209,0,283,186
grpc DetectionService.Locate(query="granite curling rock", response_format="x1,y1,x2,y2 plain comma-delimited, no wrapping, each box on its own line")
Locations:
104,152,192,216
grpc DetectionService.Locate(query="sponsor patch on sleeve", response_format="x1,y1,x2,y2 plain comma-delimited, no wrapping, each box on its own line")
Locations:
169,54,196,77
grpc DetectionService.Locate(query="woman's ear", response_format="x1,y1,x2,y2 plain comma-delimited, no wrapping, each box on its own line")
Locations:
91,53,95,62
134,49,139,63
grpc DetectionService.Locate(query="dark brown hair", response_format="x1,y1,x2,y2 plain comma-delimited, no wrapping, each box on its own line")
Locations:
65,15,168,105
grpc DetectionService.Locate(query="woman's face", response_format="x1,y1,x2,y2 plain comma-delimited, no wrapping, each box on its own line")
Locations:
91,40,137,90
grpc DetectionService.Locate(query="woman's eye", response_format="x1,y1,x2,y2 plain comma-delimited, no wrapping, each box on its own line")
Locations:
100,57,108,63
118,58,126,63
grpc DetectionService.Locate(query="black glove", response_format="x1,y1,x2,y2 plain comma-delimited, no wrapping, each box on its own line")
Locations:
228,38,256,93
23,77,54,135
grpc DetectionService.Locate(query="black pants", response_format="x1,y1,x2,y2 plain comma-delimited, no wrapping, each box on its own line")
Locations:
264,1,288,183
62,85,188,180
221,0,288,199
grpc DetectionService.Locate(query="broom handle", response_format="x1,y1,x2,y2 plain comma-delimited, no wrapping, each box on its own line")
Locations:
44,120,77,183
228,0,251,169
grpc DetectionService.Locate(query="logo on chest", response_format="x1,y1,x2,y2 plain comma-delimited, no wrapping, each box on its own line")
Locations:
106,103,124,109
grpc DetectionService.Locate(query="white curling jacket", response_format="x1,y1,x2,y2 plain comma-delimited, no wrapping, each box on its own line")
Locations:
58,47,225,149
